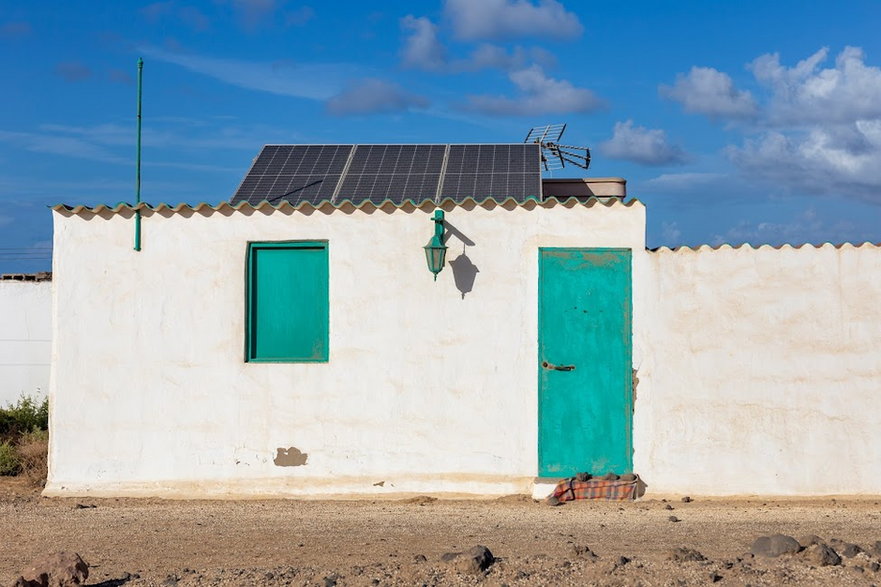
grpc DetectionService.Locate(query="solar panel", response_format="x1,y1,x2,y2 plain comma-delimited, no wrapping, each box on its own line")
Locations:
230,143,543,206
336,145,446,204
231,145,354,205
439,144,541,201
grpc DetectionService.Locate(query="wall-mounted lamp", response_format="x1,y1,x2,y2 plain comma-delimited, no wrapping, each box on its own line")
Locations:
423,209,447,281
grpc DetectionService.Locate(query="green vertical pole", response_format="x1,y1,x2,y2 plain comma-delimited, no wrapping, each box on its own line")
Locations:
134,57,143,251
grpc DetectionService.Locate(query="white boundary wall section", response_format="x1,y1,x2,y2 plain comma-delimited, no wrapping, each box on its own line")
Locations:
635,244,881,496
47,200,647,498
0,280,51,406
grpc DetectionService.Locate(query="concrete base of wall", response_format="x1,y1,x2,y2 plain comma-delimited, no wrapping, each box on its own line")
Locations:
43,474,536,500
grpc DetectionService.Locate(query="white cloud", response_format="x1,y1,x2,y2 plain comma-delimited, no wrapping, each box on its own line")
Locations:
140,45,358,100
660,66,758,119
643,172,726,191
750,46,881,125
400,15,446,71
712,208,876,246
599,120,688,166
726,121,881,201
400,16,556,73
660,221,682,245
465,65,602,116
326,79,429,116
444,0,582,41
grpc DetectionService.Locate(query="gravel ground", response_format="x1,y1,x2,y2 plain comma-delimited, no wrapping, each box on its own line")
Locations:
4,479,881,586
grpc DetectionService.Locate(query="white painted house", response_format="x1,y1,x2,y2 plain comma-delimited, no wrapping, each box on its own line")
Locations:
45,143,881,498
0,274,52,406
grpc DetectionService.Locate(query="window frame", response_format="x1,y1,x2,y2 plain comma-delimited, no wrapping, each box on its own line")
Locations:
244,240,329,364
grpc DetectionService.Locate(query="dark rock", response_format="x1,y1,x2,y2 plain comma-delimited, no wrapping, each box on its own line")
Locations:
829,539,863,557
451,545,495,574
664,504,674,510
569,544,599,561
323,574,339,587
14,552,89,587
802,543,842,567
798,534,825,549
750,534,801,557
547,496,563,507
576,472,591,482
871,541,881,557
667,547,706,562
681,496,693,503
413,554,427,563
668,515,680,523
868,561,880,572
74,504,96,509
615,556,631,566
709,571,723,582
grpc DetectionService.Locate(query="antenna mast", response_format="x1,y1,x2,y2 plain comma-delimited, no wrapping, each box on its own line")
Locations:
134,57,143,251
524,123,591,172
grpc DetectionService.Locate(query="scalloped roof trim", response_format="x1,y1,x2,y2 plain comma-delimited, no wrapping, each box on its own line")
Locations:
51,195,641,215
651,241,881,252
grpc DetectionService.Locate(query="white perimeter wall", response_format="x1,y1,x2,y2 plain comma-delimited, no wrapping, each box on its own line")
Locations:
0,280,51,406
635,244,881,495
47,200,646,497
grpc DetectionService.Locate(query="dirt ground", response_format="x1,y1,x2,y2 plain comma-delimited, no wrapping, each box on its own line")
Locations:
3,479,881,586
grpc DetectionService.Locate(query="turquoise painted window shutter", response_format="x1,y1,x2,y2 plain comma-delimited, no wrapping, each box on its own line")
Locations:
246,241,329,362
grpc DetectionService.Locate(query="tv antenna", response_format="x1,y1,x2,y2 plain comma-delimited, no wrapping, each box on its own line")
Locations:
524,123,590,171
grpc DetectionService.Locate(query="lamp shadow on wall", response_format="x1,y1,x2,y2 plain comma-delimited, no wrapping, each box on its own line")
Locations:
443,221,479,300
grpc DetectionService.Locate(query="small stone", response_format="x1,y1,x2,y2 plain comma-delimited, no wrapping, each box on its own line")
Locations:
667,547,706,562
569,544,599,561
709,571,723,582
802,543,842,567
413,554,427,563
868,561,880,572
547,496,564,507
664,504,674,510
264,572,274,580
750,534,801,558
615,556,631,566
871,541,881,557
681,496,693,503
668,516,680,523
15,552,89,587
323,574,339,587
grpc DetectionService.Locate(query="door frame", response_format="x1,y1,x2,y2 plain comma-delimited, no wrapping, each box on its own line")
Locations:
536,246,634,477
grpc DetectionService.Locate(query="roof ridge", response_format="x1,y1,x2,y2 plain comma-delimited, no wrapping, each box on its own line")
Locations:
52,195,641,216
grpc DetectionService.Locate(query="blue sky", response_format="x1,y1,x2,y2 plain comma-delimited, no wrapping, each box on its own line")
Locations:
2,0,881,272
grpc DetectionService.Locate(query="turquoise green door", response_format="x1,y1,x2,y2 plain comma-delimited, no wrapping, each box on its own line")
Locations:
247,242,329,362
538,248,632,477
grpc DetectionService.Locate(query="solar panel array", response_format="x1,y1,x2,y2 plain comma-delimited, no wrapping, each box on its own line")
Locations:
439,144,542,200
336,145,446,204
231,143,542,206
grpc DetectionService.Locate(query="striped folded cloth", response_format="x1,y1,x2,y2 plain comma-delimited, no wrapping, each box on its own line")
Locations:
552,475,640,501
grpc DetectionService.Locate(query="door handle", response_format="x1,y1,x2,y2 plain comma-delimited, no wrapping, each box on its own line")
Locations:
542,361,576,371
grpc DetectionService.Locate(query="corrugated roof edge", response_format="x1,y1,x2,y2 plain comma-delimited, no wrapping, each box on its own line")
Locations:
51,195,642,215
650,242,881,252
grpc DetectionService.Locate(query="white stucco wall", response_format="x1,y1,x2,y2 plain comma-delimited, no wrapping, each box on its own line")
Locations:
635,244,881,496
47,199,646,497
0,280,51,406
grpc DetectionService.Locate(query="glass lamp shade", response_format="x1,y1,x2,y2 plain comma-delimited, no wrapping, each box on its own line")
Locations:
423,237,448,280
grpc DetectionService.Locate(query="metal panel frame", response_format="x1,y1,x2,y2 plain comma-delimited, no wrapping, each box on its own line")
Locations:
245,240,330,363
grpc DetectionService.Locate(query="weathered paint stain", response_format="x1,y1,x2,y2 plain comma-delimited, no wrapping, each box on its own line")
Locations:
273,447,308,467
